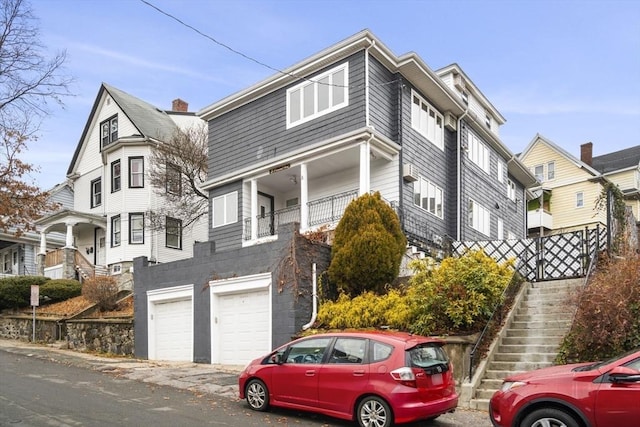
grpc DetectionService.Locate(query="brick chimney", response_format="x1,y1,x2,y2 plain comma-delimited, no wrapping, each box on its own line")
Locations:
580,142,593,166
171,98,188,112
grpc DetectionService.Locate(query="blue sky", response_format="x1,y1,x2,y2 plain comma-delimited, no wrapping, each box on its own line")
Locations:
27,0,640,189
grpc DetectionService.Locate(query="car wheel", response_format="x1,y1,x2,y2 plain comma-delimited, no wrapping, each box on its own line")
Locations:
356,396,393,427
245,379,269,412
520,408,579,427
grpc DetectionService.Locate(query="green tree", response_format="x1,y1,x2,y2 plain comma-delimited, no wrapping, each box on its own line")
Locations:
328,192,406,296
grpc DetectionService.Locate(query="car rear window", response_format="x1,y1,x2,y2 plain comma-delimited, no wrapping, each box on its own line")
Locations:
407,344,449,374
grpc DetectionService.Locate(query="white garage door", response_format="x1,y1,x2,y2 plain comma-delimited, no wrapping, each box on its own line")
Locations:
154,298,192,361
217,289,270,365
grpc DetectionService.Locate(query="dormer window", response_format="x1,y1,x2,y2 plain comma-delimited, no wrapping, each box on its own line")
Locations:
101,115,118,148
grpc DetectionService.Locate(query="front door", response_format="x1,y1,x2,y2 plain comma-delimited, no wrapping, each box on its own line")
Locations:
95,228,106,266
257,192,274,237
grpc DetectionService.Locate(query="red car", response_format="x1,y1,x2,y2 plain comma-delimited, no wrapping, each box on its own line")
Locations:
238,331,458,427
490,347,640,427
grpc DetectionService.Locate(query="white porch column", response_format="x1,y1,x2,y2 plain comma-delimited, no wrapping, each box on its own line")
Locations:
64,222,75,248
359,140,371,195
39,229,47,255
300,163,309,231
251,179,258,240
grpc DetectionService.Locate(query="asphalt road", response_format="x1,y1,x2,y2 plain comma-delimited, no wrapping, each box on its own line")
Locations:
0,344,492,426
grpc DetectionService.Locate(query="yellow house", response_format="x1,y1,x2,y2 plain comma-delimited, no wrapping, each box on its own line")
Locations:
519,135,639,237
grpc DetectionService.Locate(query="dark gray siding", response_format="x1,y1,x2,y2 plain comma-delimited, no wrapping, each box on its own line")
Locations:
133,223,331,362
396,81,451,243
208,180,243,251
369,57,398,140
207,53,367,180
459,124,527,241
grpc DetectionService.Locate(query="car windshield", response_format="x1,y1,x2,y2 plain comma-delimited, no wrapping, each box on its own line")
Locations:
572,347,640,372
408,344,448,369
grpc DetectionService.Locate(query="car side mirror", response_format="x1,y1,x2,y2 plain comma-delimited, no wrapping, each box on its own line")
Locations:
271,353,283,365
609,366,640,383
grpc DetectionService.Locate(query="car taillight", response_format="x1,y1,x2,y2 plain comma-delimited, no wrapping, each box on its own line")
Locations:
390,367,418,388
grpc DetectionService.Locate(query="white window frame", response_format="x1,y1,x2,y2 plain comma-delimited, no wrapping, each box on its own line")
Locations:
413,177,444,219
411,90,444,150
533,164,544,182
111,215,121,247
497,161,505,183
212,191,238,228
497,218,504,240
576,192,584,208
91,177,102,208
547,161,555,180
286,63,349,129
507,179,516,201
467,133,490,174
165,216,182,249
469,199,490,236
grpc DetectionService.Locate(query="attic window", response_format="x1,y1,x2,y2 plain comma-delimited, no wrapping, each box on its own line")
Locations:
101,115,118,148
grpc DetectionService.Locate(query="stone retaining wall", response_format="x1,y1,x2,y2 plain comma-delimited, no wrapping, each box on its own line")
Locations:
0,315,134,356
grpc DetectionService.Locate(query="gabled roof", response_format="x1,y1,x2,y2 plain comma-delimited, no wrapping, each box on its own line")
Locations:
592,145,640,174
66,83,182,176
519,133,602,177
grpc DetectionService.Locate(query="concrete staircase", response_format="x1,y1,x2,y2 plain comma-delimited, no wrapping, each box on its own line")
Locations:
468,278,583,411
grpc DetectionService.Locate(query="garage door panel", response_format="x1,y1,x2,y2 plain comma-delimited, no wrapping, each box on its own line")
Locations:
216,288,270,365
154,299,192,361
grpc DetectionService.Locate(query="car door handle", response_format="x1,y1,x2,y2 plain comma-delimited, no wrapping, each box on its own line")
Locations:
305,370,316,376
352,370,366,376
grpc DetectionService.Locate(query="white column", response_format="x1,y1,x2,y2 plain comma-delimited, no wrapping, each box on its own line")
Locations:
64,222,75,248
39,230,47,255
251,179,258,240
300,163,309,231
359,140,371,195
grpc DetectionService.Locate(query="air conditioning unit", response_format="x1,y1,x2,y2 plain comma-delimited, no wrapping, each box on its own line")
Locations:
444,112,457,131
403,163,419,182
454,74,466,91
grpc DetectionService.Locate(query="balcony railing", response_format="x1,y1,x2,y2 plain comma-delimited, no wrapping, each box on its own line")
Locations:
243,189,358,240
527,209,553,230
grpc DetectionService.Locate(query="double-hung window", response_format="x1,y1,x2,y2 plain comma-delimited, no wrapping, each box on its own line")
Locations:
411,90,444,150
576,192,584,208
287,63,348,128
101,115,118,148
468,199,490,236
467,133,490,174
129,157,144,188
166,217,182,249
129,213,144,244
212,191,238,228
111,160,121,192
413,177,443,218
91,178,102,208
111,215,121,247
533,165,544,182
547,161,555,180
507,179,516,201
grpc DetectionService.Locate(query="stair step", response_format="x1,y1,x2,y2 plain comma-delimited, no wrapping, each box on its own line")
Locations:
469,398,490,412
475,388,498,400
501,336,563,346
511,320,572,329
497,344,560,354
484,369,526,380
493,352,558,363
505,328,568,338
488,360,554,372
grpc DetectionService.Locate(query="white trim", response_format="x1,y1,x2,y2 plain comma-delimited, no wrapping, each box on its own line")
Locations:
147,284,194,361
209,273,272,364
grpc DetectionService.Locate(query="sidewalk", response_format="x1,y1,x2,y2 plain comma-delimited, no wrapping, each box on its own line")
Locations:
0,339,242,399
0,338,492,426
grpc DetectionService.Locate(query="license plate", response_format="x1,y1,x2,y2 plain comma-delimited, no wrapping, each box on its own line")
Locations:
431,373,443,385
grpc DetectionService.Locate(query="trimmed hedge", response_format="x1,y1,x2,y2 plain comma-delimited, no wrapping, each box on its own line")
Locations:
40,279,82,304
0,276,50,309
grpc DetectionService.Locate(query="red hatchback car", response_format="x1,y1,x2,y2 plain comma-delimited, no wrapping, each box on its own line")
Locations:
238,331,458,427
490,348,640,427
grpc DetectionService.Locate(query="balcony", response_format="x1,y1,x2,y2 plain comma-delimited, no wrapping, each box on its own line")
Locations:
528,209,553,230
244,190,358,240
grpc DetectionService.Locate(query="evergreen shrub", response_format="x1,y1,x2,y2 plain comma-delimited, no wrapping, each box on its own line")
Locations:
0,276,50,309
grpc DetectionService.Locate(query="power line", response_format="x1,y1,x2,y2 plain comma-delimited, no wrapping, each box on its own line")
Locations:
138,0,399,90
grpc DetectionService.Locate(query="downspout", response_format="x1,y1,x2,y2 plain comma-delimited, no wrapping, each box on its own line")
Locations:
456,106,470,241
302,263,317,330
365,39,375,128
397,77,404,227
